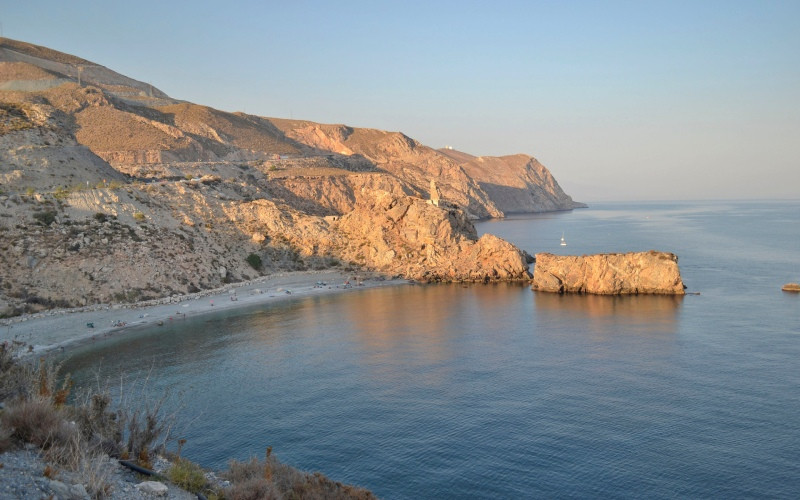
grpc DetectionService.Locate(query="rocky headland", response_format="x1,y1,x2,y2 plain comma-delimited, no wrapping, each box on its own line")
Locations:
0,36,582,318
531,251,686,295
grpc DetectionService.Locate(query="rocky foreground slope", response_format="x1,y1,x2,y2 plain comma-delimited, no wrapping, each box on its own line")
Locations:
0,37,582,317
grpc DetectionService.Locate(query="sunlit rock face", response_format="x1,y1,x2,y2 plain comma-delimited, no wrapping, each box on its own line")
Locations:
532,251,685,295
335,190,530,282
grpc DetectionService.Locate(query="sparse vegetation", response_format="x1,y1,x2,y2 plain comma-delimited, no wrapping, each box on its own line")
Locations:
0,343,376,498
52,186,70,200
33,210,57,226
0,342,183,493
222,451,375,500
246,253,262,270
168,457,207,493
0,102,36,134
133,211,146,222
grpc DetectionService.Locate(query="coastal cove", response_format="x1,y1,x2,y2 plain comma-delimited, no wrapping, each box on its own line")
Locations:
2,270,408,356
55,200,800,499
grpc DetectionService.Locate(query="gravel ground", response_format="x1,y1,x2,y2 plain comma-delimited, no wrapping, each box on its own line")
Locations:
0,446,199,499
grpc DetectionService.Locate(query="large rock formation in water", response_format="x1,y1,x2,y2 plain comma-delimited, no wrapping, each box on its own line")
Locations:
532,251,685,295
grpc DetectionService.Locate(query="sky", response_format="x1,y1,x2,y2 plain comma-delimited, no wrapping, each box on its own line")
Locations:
3,0,799,201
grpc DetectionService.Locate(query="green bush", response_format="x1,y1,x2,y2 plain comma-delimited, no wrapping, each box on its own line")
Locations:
133,212,146,222
168,458,207,493
246,253,262,270
33,210,57,226
53,186,70,200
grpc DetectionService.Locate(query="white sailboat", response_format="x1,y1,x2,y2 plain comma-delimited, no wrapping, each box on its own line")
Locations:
560,232,567,246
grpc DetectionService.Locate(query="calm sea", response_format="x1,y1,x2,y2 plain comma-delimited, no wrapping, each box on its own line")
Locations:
62,200,800,499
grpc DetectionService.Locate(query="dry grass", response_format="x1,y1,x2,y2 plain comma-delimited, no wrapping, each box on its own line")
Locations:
69,372,178,466
222,452,376,500
1,396,64,447
0,347,175,497
0,102,36,134
0,343,376,499
0,341,37,401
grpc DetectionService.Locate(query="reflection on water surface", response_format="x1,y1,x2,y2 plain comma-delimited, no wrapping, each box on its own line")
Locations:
59,201,800,499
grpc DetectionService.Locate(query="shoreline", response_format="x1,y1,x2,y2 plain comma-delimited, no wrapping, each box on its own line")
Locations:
1,269,410,357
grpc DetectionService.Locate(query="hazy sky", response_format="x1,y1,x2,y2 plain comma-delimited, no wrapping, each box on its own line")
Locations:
4,1,799,201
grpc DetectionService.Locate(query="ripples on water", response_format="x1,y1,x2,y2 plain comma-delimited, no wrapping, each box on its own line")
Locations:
62,201,800,499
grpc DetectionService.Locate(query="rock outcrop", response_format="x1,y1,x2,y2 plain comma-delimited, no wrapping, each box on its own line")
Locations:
532,251,685,295
270,119,505,219
334,190,530,282
438,150,586,213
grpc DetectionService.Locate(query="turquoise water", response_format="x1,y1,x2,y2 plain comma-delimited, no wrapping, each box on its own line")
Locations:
62,201,800,498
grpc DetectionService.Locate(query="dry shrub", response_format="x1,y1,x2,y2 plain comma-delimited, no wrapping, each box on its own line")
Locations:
0,423,13,453
69,372,179,467
0,341,37,401
0,350,157,498
224,456,266,484
0,394,114,496
36,357,72,406
1,396,63,447
222,454,375,500
41,422,83,466
225,476,279,500
43,427,114,499
70,391,123,457
78,453,115,499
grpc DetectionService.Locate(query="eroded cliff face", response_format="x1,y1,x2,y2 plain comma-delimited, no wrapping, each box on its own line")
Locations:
271,120,504,219
334,190,530,282
532,251,685,295
0,176,530,316
0,37,586,316
439,151,586,213
264,173,419,216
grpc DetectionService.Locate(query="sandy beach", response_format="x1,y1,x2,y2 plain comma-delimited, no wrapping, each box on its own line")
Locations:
1,270,409,357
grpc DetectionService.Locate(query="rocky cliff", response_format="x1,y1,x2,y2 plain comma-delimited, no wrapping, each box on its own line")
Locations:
532,251,686,295
270,119,506,219
0,37,584,316
438,149,586,213
334,190,529,282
